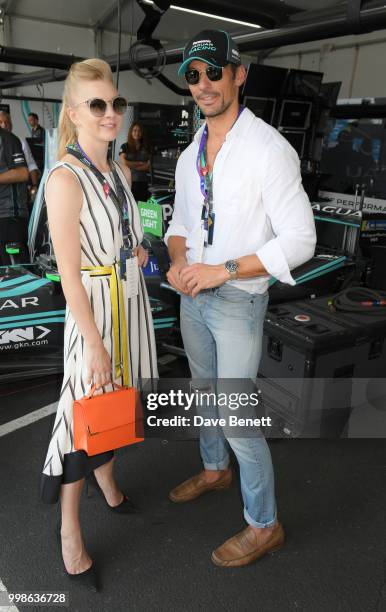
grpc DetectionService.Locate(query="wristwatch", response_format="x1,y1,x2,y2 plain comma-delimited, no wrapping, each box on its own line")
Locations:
225,259,239,280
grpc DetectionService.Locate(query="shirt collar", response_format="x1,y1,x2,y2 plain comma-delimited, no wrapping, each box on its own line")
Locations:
193,106,255,144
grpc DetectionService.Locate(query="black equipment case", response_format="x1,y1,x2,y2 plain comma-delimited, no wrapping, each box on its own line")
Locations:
258,295,386,437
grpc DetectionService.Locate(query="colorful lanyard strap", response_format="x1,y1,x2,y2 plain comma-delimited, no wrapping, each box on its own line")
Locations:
196,105,245,197
196,105,244,246
66,143,133,252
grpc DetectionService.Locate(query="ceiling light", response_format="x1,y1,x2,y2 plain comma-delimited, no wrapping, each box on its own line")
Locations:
142,1,261,29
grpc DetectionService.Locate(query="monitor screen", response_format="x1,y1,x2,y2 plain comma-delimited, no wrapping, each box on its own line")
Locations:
320,118,383,194
285,69,323,99
242,64,288,99
135,103,192,150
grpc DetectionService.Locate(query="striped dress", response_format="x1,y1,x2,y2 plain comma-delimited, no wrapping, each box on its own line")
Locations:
40,160,158,504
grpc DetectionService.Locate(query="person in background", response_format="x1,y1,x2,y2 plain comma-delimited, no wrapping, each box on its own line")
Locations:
0,125,29,264
27,112,45,143
0,110,41,208
27,113,45,173
119,122,151,202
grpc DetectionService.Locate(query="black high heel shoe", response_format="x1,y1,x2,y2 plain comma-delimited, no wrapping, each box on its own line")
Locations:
85,472,140,514
55,521,99,592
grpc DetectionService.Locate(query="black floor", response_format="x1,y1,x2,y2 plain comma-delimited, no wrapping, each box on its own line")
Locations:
0,374,62,425
0,397,385,611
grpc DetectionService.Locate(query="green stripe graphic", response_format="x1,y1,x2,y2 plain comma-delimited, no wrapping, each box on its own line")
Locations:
0,309,66,324
0,317,65,330
0,279,51,298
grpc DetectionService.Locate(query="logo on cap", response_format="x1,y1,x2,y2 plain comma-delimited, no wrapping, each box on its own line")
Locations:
189,39,217,55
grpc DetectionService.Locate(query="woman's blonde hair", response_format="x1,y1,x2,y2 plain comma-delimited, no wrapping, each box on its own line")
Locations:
57,58,113,159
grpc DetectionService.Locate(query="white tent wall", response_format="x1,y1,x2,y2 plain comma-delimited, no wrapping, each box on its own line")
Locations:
262,29,386,100
6,15,96,57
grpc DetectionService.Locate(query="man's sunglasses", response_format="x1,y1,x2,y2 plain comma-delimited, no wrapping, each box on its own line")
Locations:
72,96,128,117
184,66,223,85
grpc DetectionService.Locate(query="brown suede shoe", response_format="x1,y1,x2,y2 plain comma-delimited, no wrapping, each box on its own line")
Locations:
211,522,285,567
169,469,232,503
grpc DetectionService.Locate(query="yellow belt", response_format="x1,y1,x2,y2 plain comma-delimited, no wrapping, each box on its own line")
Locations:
81,264,130,386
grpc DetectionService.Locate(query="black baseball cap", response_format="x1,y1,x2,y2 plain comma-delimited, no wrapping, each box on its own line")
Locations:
178,29,241,75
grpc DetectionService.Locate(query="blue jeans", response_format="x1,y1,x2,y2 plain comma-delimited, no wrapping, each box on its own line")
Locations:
180,283,277,528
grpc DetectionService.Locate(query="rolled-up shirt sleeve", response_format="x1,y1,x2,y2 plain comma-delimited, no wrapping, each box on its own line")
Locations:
164,160,189,245
256,142,316,285
22,139,38,173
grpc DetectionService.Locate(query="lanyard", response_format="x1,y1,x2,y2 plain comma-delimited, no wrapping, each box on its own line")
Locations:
66,142,133,251
196,105,245,198
196,123,211,200
196,105,244,247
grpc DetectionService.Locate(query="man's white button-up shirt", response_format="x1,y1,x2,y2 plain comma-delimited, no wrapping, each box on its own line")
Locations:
164,107,317,294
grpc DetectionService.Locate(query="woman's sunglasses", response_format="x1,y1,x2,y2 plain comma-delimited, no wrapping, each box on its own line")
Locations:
184,66,223,85
72,96,128,117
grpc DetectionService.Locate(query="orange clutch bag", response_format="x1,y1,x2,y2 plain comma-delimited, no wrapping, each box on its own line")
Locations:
73,384,144,456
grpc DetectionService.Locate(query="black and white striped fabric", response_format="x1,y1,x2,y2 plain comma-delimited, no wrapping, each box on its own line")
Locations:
40,161,158,504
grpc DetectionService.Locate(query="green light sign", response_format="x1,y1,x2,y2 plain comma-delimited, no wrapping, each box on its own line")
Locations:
138,198,163,238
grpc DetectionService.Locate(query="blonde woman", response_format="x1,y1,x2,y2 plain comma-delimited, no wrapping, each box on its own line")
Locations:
41,59,158,590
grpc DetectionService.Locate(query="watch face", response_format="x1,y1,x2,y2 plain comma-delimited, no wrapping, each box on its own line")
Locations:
226,260,238,273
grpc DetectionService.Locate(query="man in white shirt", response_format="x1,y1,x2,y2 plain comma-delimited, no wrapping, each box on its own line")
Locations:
165,29,316,567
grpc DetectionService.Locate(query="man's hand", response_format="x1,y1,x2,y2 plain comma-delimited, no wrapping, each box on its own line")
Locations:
166,258,190,294
180,263,229,298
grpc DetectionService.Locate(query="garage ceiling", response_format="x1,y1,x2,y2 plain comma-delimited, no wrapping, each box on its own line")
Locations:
0,0,384,81
0,1,354,43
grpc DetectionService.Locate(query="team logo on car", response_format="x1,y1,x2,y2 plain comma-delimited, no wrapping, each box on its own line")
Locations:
0,297,39,310
0,325,51,344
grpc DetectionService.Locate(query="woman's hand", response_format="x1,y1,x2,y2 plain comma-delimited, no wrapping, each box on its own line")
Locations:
84,340,112,389
133,245,149,267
